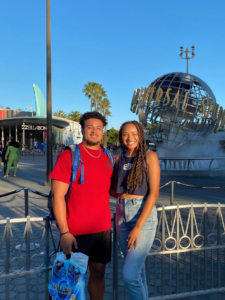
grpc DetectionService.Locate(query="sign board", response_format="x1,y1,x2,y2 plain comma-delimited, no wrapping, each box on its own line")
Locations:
21,125,47,131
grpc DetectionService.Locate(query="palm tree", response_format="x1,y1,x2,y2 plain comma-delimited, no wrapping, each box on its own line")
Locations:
82,82,96,112
68,111,82,122
53,110,67,118
100,98,111,117
100,98,112,147
93,84,107,111
5,107,10,109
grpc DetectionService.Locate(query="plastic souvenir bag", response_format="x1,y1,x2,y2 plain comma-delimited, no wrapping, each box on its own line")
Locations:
49,252,88,300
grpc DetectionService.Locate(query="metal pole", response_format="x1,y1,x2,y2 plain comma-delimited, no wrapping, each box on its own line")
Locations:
113,213,118,300
217,204,221,288
24,188,29,217
5,218,10,300
162,206,165,296
45,216,50,299
26,216,30,300
190,204,194,292
187,59,188,74
9,126,11,141
46,0,53,185
1,125,4,148
170,181,174,228
23,123,25,145
176,205,180,294
204,204,208,290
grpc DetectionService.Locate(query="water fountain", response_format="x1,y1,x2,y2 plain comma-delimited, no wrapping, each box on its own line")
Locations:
158,157,225,176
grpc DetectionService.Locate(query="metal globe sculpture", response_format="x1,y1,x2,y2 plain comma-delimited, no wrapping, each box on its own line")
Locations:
131,72,224,149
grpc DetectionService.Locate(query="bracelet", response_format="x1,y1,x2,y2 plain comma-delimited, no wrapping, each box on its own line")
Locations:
60,231,70,236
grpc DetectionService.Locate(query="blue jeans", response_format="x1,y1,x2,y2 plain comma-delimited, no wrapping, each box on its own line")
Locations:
116,197,158,300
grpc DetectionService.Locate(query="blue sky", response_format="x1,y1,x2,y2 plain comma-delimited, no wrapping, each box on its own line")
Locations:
1,0,225,129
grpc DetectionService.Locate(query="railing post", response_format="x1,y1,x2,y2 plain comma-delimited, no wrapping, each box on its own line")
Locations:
170,181,174,228
209,159,213,171
45,216,50,300
176,205,180,294
5,218,10,300
113,213,118,300
190,204,194,292
26,216,31,300
162,206,165,297
204,204,208,290
217,204,221,288
188,159,190,171
24,188,29,217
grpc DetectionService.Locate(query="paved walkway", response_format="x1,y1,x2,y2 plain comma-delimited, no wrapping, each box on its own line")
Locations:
0,155,225,299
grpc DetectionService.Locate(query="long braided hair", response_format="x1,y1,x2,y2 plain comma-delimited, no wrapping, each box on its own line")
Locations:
119,121,147,192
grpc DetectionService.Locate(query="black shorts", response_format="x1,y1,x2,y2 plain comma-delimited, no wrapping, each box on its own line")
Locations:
71,229,112,264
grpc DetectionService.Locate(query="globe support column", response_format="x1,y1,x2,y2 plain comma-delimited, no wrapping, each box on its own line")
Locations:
45,0,53,186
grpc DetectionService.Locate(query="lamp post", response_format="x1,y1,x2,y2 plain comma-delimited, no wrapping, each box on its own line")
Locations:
46,0,52,186
179,46,195,74
25,106,33,117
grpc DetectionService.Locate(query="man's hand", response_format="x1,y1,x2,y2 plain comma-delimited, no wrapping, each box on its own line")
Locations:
60,233,78,255
127,226,142,252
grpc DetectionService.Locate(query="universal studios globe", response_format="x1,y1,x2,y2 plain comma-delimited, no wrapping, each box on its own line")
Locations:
131,72,224,151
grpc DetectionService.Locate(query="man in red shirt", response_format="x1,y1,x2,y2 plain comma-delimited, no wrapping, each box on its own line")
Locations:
50,112,113,300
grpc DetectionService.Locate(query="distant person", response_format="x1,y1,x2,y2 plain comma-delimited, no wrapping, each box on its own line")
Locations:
0,141,2,172
22,144,26,156
5,141,20,177
2,141,9,177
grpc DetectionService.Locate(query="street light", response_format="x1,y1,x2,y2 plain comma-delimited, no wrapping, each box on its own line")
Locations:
179,46,195,74
25,106,33,117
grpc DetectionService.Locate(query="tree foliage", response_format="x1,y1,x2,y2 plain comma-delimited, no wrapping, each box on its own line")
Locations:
107,127,119,145
67,111,82,122
53,110,67,118
82,82,96,112
82,81,112,147
82,82,111,117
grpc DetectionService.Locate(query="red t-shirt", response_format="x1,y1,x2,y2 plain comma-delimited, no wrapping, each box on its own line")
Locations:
49,143,113,235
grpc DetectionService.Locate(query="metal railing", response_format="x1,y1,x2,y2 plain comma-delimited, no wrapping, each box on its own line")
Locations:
158,157,225,171
1,184,225,299
113,203,225,300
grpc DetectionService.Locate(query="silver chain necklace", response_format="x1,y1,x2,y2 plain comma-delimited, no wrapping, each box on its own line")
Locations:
82,144,101,158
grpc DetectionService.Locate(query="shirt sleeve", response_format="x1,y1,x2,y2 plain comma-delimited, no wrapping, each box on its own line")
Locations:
49,149,72,184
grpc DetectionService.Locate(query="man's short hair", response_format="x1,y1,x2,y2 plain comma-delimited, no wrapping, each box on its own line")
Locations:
79,112,107,129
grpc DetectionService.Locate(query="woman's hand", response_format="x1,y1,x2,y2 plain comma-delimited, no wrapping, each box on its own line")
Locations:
127,226,142,252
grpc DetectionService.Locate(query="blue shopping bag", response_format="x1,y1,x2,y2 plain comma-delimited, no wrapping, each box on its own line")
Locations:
49,252,88,300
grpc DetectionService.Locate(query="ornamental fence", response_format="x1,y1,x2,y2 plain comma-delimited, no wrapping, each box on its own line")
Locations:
1,182,225,299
